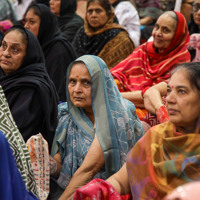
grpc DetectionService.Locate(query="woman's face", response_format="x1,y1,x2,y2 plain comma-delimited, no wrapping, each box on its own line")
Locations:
0,31,27,75
68,63,92,113
49,0,61,16
87,2,108,30
152,14,176,53
24,9,40,37
181,0,194,23
166,69,200,131
193,1,200,27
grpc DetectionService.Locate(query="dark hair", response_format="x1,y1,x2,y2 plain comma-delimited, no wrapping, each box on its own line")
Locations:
71,60,85,66
171,62,200,93
25,4,41,19
1,26,28,48
70,60,86,72
87,0,112,17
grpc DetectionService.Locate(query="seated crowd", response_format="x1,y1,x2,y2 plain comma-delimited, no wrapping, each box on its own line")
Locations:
0,0,200,200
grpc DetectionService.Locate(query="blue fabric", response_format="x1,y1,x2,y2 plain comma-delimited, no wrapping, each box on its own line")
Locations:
0,131,38,200
51,55,144,189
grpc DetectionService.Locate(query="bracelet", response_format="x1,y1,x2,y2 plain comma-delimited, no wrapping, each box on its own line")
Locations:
156,105,169,123
141,86,150,98
155,104,163,113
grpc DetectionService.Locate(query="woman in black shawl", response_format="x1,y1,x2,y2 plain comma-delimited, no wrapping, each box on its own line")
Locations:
49,0,84,43
25,3,77,102
0,25,59,150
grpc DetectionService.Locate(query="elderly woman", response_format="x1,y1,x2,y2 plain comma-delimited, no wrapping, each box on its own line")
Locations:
73,61,200,200
111,11,190,129
50,55,144,199
24,3,77,102
72,0,135,69
49,0,84,43
0,25,58,150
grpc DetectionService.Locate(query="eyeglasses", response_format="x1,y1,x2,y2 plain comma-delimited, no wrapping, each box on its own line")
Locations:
193,3,200,12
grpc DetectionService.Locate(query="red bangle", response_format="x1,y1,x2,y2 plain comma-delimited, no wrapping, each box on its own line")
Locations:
141,86,150,97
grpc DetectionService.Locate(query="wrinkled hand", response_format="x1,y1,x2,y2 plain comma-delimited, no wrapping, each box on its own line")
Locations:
49,155,57,175
143,86,163,115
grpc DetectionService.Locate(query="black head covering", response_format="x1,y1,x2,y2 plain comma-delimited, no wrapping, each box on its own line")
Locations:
55,0,83,42
60,0,77,16
36,0,49,6
26,4,77,101
58,0,77,27
31,4,61,49
0,25,59,150
188,13,199,34
0,25,45,69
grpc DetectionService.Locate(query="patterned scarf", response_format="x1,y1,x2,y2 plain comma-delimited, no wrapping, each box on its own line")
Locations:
0,86,38,197
127,121,200,200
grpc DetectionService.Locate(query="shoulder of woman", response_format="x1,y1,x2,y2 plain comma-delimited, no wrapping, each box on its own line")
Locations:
58,102,69,118
46,40,70,54
122,98,136,112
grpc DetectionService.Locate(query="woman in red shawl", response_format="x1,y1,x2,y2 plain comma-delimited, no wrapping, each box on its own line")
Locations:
111,11,190,129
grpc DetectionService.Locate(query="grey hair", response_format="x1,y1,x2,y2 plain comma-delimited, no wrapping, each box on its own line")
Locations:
161,11,178,30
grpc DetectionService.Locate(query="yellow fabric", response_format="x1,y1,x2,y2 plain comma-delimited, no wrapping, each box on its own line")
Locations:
127,121,200,199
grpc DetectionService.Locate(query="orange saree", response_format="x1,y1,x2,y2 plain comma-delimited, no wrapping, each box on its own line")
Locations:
127,120,200,200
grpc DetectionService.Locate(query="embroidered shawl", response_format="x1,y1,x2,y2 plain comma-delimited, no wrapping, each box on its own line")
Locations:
111,11,190,92
72,8,134,69
51,55,144,189
127,121,200,200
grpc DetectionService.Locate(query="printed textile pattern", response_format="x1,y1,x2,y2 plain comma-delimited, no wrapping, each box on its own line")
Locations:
26,133,50,200
127,121,200,200
0,86,38,197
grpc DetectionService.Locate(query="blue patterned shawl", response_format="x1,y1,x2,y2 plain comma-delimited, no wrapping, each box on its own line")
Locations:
51,55,144,189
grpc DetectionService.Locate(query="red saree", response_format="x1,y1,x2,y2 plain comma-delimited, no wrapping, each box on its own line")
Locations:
73,178,132,200
111,11,190,92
